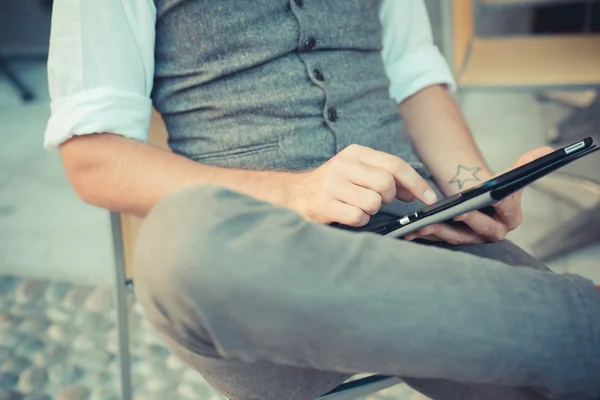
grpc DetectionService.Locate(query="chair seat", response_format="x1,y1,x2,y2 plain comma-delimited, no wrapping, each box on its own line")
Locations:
315,375,401,399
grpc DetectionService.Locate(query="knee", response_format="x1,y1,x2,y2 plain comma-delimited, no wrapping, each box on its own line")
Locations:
131,185,256,348
131,183,307,340
133,184,230,286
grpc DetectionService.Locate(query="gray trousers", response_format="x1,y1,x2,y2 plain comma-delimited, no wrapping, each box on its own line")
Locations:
133,185,600,400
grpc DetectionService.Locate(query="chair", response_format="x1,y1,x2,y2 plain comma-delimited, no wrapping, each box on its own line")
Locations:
530,92,600,260
542,91,600,145
110,110,402,400
0,53,35,102
444,0,600,91
0,0,54,102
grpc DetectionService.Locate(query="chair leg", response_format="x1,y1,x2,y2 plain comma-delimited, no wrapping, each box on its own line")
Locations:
531,202,600,262
110,212,134,400
0,54,35,102
530,173,600,262
115,278,133,400
545,92,600,144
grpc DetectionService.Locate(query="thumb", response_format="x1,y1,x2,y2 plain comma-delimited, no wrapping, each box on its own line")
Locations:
493,146,555,178
514,146,554,168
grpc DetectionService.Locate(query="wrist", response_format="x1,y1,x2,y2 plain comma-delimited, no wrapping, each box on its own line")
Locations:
437,165,494,196
279,171,311,215
263,170,309,213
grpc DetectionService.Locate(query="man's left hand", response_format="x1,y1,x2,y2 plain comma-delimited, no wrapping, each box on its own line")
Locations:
404,146,554,244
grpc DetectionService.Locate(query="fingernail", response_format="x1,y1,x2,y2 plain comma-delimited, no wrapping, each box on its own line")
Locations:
405,234,415,241
424,189,437,205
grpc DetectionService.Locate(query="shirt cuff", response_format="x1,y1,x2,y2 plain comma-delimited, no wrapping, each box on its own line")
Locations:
387,45,457,104
44,88,153,150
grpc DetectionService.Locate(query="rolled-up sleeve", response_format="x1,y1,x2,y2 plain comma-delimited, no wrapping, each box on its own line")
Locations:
44,0,156,149
379,0,456,104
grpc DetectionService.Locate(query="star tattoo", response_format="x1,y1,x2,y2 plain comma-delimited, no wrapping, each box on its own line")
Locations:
449,165,482,190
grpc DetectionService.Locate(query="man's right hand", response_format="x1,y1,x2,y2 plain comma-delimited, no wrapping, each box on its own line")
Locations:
290,144,438,227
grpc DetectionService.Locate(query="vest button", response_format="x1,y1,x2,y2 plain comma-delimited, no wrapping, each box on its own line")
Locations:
303,37,316,51
327,107,337,122
294,0,303,7
313,69,325,81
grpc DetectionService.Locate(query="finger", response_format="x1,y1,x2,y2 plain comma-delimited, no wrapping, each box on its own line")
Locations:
513,146,554,168
329,201,371,227
493,195,523,231
460,211,508,242
453,212,470,222
334,182,383,216
405,234,442,242
412,223,486,245
514,189,524,206
404,232,421,241
493,146,554,178
395,184,417,203
349,145,437,205
342,162,397,204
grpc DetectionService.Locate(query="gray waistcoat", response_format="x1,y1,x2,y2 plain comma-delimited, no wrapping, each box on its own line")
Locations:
152,0,428,176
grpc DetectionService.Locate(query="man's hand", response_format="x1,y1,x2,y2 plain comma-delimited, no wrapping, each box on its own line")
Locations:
291,144,438,227
404,146,554,244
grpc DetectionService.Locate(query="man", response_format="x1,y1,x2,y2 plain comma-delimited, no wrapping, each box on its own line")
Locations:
45,0,600,399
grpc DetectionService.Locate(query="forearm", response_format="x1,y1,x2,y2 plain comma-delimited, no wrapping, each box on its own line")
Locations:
399,85,492,195
60,133,298,217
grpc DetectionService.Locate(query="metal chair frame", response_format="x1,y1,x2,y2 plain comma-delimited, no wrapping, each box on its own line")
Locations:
0,53,38,102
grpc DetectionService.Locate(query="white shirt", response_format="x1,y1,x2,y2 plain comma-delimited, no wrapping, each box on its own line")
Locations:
44,0,455,150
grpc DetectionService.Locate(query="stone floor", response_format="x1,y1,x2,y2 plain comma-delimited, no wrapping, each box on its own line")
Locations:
0,276,432,400
0,277,215,400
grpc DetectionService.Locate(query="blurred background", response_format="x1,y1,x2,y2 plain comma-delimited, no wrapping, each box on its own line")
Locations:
0,0,599,399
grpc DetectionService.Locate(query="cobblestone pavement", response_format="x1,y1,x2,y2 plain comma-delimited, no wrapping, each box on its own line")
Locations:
0,276,428,400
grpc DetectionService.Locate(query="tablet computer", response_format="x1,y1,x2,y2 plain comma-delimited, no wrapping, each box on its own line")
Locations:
371,137,599,237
